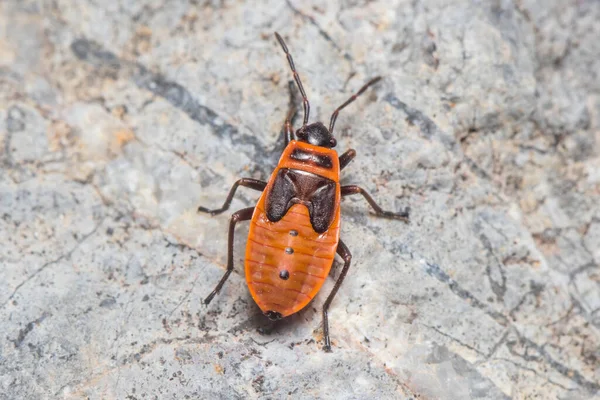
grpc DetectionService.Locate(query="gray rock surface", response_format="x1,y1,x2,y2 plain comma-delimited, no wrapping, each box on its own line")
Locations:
1,0,599,398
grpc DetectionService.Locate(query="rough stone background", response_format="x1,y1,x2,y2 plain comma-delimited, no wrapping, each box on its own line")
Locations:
1,0,599,399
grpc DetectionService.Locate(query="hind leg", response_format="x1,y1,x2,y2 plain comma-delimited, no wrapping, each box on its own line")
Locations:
322,239,352,352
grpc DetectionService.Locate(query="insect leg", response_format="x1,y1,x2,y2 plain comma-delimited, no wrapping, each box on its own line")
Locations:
204,206,255,305
329,76,381,134
322,239,352,352
338,149,356,170
341,185,409,222
198,178,267,215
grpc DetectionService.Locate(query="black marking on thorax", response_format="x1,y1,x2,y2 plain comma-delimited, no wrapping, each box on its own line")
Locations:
290,148,333,169
265,168,336,234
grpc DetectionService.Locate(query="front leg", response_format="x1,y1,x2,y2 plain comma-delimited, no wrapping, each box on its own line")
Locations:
284,80,297,146
198,178,267,215
339,149,356,170
284,110,295,146
341,185,409,222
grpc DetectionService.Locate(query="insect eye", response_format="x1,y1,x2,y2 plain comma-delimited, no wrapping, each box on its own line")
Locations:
296,129,307,139
329,138,337,147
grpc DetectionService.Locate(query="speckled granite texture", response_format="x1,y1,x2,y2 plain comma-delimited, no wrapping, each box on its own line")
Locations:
1,1,599,399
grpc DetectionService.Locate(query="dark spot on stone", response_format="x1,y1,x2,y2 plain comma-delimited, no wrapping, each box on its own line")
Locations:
6,106,26,133
99,298,116,308
142,294,149,301
106,227,114,236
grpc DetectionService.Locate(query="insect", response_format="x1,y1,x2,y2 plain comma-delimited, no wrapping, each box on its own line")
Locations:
198,32,409,352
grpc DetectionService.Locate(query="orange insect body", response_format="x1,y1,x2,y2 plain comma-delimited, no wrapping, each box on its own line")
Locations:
245,141,341,317
198,32,409,351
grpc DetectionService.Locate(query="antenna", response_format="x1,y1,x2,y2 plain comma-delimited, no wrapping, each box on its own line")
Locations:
275,32,310,127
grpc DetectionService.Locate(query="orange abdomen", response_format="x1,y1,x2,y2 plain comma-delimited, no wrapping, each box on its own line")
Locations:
245,199,340,316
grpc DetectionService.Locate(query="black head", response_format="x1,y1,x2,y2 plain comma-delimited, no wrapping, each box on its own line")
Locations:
275,33,382,150
296,122,337,148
